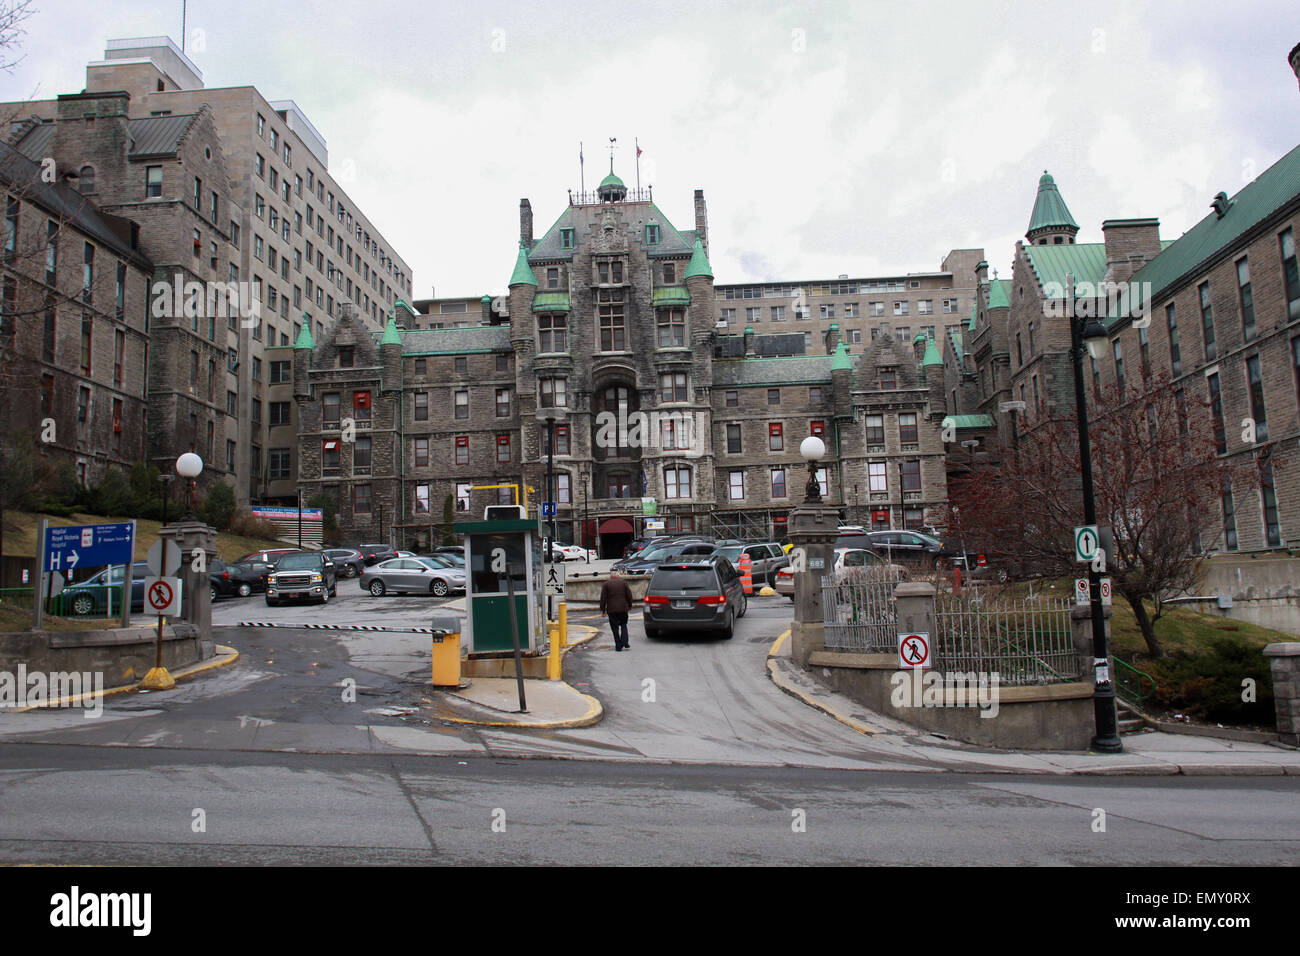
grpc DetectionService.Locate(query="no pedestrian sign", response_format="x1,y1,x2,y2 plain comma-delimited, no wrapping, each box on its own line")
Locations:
898,632,930,669
144,577,182,616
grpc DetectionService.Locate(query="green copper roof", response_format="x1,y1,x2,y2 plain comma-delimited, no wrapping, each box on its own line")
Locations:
651,286,691,307
831,341,852,371
1109,143,1300,328
293,318,314,350
683,238,713,279
380,317,402,345
1024,242,1108,297
600,170,625,189
922,334,943,367
1027,170,1079,235
532,291,571,312
966,302,978,332
988,278,1011,310
481,294,492,303
509,242,537,287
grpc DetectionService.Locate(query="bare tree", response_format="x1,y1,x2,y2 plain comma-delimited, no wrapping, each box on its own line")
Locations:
946,372,1252,658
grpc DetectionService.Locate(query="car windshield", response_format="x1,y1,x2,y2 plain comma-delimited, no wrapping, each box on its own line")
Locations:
714,547,744,562
275,553,321,570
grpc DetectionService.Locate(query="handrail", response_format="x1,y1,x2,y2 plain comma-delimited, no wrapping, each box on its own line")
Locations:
1114,657,1156,703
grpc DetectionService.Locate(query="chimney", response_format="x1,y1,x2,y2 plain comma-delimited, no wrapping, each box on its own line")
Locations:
824,323,840,354
1101,218,1161,287
694,189,708,255
520,198,533,244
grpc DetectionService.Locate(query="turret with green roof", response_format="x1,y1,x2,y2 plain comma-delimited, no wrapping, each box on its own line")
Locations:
380,316,402,346
508,241,537,287
1026,170,1080,245
831,341,852,371
683,238,713,279
922,333,943,367
293,315,314,349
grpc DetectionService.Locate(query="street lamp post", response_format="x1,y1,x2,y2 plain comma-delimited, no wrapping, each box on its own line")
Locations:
580,466,590,563
176,453,203,519
1067,273,1123,754
535,407,568,619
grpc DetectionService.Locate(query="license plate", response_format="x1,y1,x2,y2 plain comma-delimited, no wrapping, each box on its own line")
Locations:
288,592,301,599
673,600,691,609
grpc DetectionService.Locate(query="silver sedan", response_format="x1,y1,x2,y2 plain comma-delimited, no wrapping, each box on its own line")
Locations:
359,558,465,597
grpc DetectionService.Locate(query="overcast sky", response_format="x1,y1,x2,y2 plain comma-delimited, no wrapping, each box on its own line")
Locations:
5,1,1298,298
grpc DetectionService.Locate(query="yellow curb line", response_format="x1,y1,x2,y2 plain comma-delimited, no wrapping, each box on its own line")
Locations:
432,688,603,729
2,644,240,713
765,628,879,736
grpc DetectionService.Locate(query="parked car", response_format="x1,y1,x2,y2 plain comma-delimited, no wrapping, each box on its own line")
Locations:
613,538,714,574
643,556,747,639
774,548,905,600
265,551,337,605
209,557,241,600
419,551,465,568
227,560,273,595
323,548,365,578
58,562,151,616
554,544,597,561
356,543,398,566
360,557,465,597
710,542,789,586
237,547,300,566
862,530,958,566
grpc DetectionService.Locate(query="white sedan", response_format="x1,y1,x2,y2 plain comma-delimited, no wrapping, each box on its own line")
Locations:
553,544,598,562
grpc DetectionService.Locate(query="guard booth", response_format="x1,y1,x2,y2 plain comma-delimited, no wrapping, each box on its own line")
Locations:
454,506,544,655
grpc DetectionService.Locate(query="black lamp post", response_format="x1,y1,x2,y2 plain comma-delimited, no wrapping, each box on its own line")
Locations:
1066,272,1123,754
580,465,590,563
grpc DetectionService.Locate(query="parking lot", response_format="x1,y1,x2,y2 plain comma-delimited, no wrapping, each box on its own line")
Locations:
211,574,464,631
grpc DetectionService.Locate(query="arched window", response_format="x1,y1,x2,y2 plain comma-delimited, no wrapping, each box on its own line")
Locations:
79,165,95,193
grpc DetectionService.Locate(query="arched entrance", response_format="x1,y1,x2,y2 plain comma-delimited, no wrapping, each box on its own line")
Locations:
598,516,635,559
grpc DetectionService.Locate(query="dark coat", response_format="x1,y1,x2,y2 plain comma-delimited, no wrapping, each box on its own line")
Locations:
599,576,634,615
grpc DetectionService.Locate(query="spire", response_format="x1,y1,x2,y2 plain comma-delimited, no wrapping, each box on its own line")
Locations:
294,315,314,350
380,316,402,346
831,341,852,371
683,238,713,279
922,333,943,367
509,242,537,287
1026,170,1080,244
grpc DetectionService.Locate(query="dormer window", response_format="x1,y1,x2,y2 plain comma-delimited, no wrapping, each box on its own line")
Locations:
880,368,897,389
645,224,660,245
560,228,574,249
338,347,354,369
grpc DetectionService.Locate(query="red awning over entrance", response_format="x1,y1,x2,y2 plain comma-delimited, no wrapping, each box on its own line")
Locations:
599,517,634,534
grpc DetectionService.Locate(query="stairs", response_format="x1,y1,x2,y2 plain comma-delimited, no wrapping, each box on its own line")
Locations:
1116,699,1149,735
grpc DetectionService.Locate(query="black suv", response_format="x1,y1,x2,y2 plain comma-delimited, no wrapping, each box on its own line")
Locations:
356,543,397,566
643,556,747,639
265,551,338,605
324,548,366,578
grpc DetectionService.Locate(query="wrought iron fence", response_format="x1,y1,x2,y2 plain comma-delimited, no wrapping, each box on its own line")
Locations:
821,567,903,652
934,594,1079,685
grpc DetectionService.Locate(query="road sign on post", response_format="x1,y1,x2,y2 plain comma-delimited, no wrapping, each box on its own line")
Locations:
1074,525,1099,563
541,501,556,518
141,576,181,691
544,561,565,596
1099,577,1113,606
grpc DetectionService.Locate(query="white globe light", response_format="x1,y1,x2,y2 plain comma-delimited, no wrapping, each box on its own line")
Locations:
176,453,204,479
799,436,826,461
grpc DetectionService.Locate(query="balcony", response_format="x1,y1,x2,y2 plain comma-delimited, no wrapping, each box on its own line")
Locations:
651,286,691,307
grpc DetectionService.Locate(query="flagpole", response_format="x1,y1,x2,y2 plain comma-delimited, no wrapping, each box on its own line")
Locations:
635,138,641,191
580,142,584,195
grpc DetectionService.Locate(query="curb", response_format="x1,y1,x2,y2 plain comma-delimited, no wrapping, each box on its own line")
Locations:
765,629,880,735
2,643,240,713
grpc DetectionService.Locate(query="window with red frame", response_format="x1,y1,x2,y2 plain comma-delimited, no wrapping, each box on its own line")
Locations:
455,435,469,465
496,434,511,463
768,422,783,451
353,390,371,422
810,420,825,437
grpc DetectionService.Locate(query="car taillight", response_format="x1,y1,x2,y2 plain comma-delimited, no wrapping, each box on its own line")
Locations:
777,570,792,580
645,595,669,605
222,572,230,579
696,594,726,605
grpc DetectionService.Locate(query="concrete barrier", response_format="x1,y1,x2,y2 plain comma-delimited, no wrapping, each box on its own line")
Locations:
562,572,652,603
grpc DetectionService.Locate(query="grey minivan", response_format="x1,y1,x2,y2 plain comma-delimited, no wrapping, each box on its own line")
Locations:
643,556,747,639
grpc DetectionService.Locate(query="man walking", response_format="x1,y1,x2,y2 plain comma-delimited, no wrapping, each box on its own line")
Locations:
599,569,634,652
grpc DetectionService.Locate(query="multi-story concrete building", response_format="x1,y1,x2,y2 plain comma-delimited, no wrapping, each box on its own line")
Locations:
2,36,412,504
289,167,955,553
0,139,154,487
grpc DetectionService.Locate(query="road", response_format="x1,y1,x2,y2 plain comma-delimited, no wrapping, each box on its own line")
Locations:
1,581,1297,864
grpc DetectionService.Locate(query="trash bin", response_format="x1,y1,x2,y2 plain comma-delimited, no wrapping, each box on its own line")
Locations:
431,612,463,687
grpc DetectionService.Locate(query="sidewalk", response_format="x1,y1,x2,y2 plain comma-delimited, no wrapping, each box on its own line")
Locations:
420,623,603,729
765,631,1300,776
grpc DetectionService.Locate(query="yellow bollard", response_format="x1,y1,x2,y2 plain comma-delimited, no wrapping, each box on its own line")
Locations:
558,602,568,648
547,621,562,680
